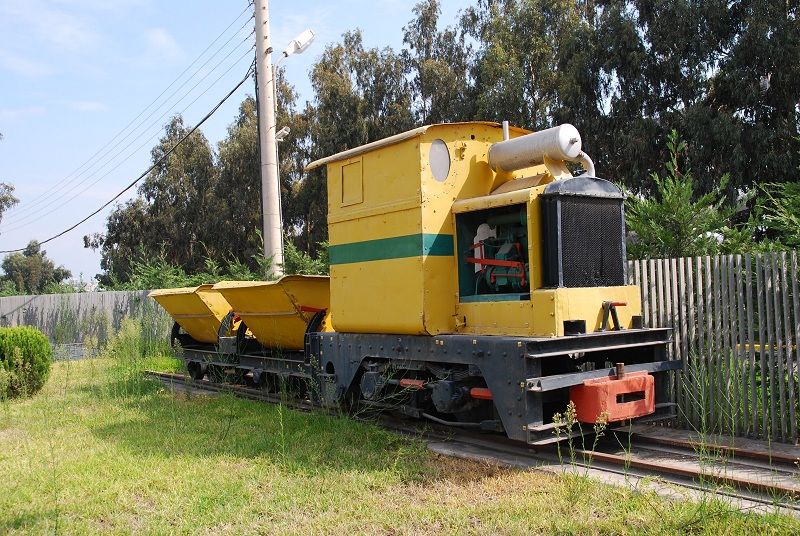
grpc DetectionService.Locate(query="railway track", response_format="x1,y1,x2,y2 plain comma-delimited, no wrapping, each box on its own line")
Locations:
145,370,800,514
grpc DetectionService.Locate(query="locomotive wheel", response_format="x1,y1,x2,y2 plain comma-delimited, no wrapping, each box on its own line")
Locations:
186,360,205,381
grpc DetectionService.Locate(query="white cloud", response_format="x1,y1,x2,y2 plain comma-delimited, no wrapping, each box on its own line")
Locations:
1,0,100,51
144,28,182,61
67,100,109,112
0,50,51,77
0,106,46,121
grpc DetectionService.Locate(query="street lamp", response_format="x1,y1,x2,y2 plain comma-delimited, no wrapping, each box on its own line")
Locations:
254,0,315,276
281,29,315,60
275,29,316,73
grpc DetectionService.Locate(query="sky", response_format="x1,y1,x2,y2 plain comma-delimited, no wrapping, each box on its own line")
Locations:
0,0,470,282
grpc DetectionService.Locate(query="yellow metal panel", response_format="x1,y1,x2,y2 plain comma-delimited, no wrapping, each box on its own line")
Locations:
531,291,558,335
526,193,544,290
328,207,421,246
455,300,536,335
454,286,642,337
552,285,642,334
341,160,363,206
327,140,422,226
213,276,330,350
330,257,425,334
421,256,458,334
327,196,422,226
149,285,232,344
451,188,535,214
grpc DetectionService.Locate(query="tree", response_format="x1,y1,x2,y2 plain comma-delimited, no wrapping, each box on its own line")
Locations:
139,115,217,268
625,131,751,259
0,132,19,227
402,0,475,124
209,96,263,266
760,138,800,247
1,241,71,294
705,1,800,191
213,74,310,265
0,183,17,227
88,115,217,284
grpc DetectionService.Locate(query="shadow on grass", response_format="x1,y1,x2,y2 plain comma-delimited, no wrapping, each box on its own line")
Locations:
3,510,62,534
84,372,506,485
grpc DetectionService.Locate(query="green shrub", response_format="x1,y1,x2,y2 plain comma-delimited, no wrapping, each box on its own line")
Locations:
0,326,52,399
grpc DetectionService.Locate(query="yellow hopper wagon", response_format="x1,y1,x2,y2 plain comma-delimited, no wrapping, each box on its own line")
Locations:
213,276,331,351
153,276,332,386
148,285,238,345
151,121,678,444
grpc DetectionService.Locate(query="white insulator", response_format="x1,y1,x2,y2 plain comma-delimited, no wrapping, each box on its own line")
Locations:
488,124,583,173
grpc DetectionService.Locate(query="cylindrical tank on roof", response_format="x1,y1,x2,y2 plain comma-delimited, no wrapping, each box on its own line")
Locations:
488,124,582,173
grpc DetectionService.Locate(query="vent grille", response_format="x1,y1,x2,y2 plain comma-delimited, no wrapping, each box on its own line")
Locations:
560,197,625,287
542,191,626,288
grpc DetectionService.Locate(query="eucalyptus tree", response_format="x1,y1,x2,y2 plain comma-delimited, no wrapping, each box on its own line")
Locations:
0,183,17,227
402,0,475,124
88,115,217,283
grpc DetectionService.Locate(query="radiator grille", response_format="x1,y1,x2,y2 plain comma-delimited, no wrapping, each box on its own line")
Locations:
541,179,627,289
559,197,625,287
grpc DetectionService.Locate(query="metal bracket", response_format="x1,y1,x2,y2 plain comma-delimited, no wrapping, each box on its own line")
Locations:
600,301,625,331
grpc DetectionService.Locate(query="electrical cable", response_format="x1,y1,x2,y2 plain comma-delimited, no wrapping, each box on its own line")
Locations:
0,61,255,254
2,26,254,229
1,4,254,220
1,39,255,232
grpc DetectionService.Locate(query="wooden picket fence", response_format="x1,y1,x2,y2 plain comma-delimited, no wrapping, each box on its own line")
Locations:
628,252,800,444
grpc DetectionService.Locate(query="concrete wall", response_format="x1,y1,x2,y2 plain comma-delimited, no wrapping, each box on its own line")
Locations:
0,290,157,344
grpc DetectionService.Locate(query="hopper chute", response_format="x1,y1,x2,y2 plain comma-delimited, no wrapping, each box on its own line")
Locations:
213,275,331,351
149,284,235,344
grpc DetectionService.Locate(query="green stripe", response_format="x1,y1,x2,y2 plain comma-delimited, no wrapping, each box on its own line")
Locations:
329,233,454,265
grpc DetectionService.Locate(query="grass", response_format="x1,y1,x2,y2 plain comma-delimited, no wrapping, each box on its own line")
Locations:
680,350,800,441
1,325,799,533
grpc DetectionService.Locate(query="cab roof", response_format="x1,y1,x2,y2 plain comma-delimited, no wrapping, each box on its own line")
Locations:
304,121,530,171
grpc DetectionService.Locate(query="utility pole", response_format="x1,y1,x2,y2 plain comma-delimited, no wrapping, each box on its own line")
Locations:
254,0,284,275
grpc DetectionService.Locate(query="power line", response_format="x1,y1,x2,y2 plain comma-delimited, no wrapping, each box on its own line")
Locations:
1,38,255,232
0,62,255,255
1,4,254,220
3,4,253,219
2,20,254,227
1,44,254,233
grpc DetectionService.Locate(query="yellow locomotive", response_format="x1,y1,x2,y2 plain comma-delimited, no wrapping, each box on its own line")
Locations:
152,122,677,443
